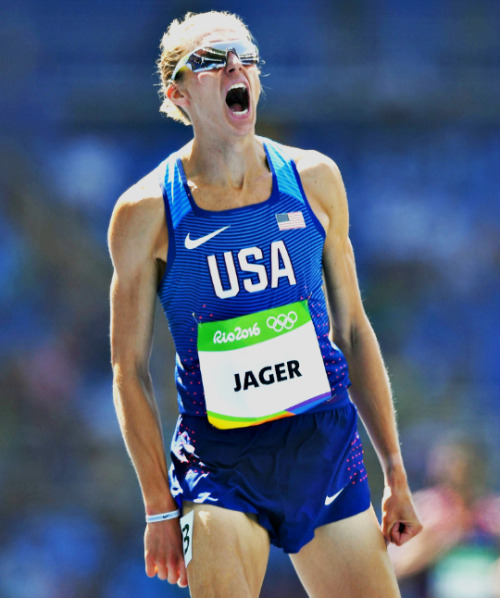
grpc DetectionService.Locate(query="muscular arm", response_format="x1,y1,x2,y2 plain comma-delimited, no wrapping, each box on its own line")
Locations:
296,150,422,546
108,176,187,585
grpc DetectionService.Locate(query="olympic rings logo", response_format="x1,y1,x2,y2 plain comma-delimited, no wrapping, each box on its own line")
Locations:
266,311,298,333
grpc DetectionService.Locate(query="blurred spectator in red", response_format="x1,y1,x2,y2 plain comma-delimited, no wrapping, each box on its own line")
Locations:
389,438,500,598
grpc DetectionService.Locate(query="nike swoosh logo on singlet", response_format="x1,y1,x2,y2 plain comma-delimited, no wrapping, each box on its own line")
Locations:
184,226,230,250
325,485,346,506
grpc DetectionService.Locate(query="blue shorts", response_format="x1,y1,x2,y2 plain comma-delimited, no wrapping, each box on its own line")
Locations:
168,394,370,553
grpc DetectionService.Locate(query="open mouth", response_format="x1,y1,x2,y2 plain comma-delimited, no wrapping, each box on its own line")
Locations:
225,83,250,115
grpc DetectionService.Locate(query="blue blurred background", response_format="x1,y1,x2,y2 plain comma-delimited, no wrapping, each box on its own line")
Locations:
1,0,499,596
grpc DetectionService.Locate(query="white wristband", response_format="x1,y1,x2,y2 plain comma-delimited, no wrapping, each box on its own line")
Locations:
145,509,181,523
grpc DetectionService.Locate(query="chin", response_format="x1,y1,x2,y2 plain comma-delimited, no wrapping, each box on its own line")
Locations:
225,108,257,133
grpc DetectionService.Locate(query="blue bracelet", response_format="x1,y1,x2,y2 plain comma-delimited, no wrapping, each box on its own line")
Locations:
145,509,181,523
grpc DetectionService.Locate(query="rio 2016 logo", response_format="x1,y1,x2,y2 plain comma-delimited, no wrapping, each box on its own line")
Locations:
266,311,298,333
213,322,261,344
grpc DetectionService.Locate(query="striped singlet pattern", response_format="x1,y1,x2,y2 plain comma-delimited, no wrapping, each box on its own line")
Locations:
157,137,350,416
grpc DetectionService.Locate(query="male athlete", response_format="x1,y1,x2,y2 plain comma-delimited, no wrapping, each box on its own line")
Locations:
108,11,422,597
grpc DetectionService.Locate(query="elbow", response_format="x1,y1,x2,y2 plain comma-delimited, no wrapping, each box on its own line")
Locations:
110,340,149,379
334,325,357,360
334,315,370,360
111,355,150,390
110,353,125,384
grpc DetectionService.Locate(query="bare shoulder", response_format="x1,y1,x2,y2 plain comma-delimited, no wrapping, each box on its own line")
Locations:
281,145,345,203
283,144,348,234
108,166,166,268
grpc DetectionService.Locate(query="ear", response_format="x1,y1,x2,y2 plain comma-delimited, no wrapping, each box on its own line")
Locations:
167,83,190,108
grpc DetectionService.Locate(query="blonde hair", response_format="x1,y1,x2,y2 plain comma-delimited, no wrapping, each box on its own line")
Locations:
157,11,255,126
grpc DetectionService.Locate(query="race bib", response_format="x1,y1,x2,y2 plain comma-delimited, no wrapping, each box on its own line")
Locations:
197,300,331,429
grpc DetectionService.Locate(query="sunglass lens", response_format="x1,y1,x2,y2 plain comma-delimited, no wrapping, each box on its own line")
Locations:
189,48,226,69
178,41,260,76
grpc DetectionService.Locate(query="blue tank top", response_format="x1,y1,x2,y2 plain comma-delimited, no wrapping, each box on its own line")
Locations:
157,137,351,416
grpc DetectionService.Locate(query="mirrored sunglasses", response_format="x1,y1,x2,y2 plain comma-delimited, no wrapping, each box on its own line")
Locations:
171,39,261,81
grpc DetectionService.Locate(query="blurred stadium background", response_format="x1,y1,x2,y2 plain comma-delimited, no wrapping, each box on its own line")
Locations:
1,0,499,596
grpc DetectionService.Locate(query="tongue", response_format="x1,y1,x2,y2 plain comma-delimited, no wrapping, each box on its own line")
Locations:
229,103,244,113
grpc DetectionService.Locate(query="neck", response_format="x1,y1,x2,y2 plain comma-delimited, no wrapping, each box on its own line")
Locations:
182,131,265,190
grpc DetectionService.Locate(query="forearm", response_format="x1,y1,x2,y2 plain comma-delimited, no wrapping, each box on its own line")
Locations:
341,319,407,487
113,367,176,514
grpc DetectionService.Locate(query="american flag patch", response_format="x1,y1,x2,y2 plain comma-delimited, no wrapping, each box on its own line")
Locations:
275,211,306,230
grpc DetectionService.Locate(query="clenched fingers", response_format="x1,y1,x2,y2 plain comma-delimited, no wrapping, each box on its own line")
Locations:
144,521,188,586
386,519,423,546
145,552,188,586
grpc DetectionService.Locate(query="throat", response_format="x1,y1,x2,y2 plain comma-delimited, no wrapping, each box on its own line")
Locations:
182,139,271,206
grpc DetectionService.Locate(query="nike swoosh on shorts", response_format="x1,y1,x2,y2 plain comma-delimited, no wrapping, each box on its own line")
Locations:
184,226,230,249
325,485,346,506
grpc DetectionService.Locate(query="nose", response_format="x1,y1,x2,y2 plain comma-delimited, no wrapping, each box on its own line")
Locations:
225,50,243,73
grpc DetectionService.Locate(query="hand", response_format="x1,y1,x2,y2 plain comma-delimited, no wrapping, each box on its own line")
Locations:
381,484,423,546
144,519,188,587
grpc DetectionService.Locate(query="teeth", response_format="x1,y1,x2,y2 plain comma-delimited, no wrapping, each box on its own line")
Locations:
233,107,249,115
228,83,247,92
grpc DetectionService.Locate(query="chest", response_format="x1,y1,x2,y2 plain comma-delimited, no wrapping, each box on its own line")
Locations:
186,171,273,212
173,200,324,305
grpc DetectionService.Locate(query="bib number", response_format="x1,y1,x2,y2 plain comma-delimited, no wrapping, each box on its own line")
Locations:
180,510,194,567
